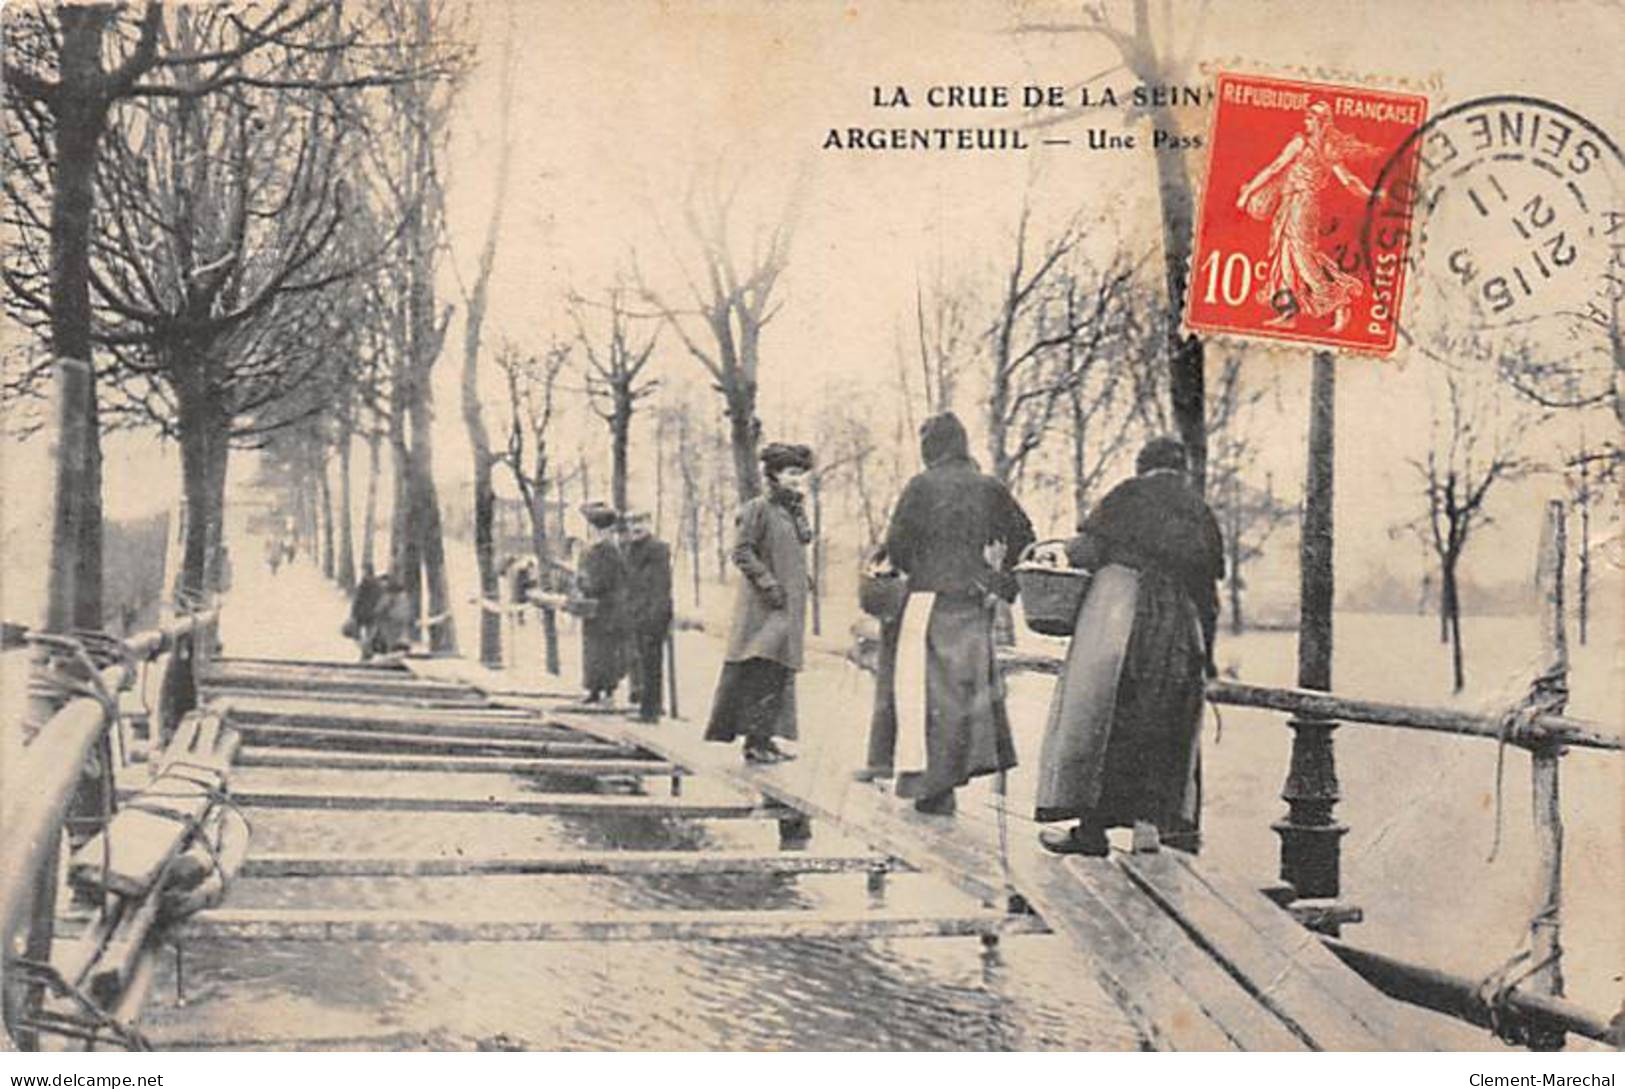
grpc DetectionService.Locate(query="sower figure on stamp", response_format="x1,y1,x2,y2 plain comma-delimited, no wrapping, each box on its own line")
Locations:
577,501,627,704
1035,437,1224,856
1236,99,1378,334
621,510,674,723
704,442,814,764
879,411,1033,816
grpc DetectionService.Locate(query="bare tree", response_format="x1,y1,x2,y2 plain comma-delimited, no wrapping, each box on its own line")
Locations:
1405,373,1536,692
2,0,453,630
914,261,974,415
494,339,570,673
457,10,516,666
569,282,661,512
640,167,796,501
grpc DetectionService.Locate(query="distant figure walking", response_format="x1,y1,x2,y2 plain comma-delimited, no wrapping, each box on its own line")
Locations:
347,563,383,660
705,442,815,764
577,502,627,703
370,571,415,658
877,411,1033,816
1034,437,1224,856
621,510,674,723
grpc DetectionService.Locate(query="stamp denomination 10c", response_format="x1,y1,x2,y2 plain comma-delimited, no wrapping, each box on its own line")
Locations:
1187,72,1429,355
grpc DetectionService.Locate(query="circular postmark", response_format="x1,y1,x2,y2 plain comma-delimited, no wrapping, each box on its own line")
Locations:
1361,95,1624,395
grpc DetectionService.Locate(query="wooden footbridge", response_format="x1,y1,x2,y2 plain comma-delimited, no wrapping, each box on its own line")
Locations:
3,642,1583,1052
5,503,1620,1050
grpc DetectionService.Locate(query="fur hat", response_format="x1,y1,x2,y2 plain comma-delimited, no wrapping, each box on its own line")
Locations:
760,442,815,475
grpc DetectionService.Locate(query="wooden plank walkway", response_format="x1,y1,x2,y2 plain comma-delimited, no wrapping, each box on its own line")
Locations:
408,656,1444,1052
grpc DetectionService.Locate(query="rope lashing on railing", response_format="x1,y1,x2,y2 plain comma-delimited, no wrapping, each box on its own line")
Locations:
7,957,153,1052
1485,660,1570,864
1473,932,1563,1046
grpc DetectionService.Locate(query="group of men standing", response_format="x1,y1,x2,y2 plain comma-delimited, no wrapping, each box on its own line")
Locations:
574,504,674,723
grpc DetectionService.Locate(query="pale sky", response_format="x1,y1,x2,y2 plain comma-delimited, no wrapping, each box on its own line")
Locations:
5,0,1623,624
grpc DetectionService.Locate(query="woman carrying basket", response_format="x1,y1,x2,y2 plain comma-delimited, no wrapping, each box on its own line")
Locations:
878,411,1034,816
1034,436,1224,856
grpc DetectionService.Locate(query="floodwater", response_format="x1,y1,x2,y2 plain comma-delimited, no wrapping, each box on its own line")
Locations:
138,780,1142,1050
19,534,1621,1051
127,550,1143,1050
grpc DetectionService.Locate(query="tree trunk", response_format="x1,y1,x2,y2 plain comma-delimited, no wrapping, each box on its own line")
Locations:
1147,95,1206,492
361,430,382,572
527,451,560,676
655,413,665,537
177,394,230,600
611,400,631,512
1577,495,1589,646
43,9,117,633
810,475,823,637
1071,387,1089,528
407,390,456,654
1441,558,1464,692
337,433,356,590
726,389,762,501
689,497,702,607
317,453,334,580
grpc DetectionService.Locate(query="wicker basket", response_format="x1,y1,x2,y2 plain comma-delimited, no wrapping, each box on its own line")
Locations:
1014,540,1093,637
859,570,908,622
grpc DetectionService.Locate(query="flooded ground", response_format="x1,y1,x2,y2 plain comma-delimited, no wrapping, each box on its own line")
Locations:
9,535,1618,1050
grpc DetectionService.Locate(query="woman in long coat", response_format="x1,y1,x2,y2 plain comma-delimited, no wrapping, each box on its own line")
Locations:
881,412,1034,815
705,442,815,763
578,502,627,703
1035,437,1224,855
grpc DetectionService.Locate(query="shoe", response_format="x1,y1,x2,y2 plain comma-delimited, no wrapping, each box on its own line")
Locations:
744,745,783,765
761,741,796,763
913,792,956,816
582,691,602,705
636,712,660,724
1131,820,1161,854
851,767,894,783
1039,824,1109,856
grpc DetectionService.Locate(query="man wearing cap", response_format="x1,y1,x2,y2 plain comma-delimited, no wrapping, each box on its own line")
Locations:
705,442,815,763
620,510,674,722
577,501,627,703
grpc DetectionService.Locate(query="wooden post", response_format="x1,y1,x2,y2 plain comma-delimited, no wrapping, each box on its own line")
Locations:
665,632,679,718
1273,351,1347,921
1527,500,1568,1051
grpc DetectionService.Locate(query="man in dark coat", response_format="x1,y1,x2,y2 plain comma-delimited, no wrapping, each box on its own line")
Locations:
877,411,1035,815
1034,436,1224,855
705,442,815,763
347,563,383,660
577,501,627,703
620,510,674,722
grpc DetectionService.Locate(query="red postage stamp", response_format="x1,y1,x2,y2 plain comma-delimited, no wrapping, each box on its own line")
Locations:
1187,73,1429,355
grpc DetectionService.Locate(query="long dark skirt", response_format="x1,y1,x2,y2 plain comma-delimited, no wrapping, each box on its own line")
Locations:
1035,564,1204,840
895,594,1017,800
704,657,797,743
581,616,624,694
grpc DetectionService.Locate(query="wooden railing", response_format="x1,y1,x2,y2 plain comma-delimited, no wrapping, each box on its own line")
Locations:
1,607,219,1049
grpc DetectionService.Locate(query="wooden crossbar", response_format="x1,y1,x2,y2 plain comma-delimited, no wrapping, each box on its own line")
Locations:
220,784,785,819
237,723,642,760
181,907,1049,943
240,849,894,878
233,748,681,777
228,701,592,743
